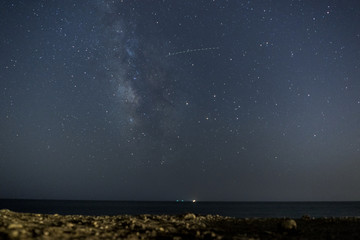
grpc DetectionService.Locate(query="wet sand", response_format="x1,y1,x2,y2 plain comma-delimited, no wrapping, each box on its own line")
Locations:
1,209,360,239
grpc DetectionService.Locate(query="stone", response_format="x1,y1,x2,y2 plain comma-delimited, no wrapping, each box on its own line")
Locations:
279,219,297,232
10,230,19,237
184,213,196,220
66,223,75,228
8,223,23,229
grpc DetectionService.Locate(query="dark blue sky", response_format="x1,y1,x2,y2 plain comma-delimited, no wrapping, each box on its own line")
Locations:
1,0,360,201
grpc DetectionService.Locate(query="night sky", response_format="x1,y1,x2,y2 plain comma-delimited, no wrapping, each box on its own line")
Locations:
1,0,360,201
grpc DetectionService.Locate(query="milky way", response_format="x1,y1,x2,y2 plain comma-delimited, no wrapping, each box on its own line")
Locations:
96,2,182,141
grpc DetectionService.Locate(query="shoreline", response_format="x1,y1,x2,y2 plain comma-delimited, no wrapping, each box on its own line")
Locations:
1,209,360,239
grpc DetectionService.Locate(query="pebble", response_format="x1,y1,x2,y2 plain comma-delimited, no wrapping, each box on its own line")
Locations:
10,230,20,237
279,219,297,231
184,213,196,220
66,223,75,228
8,223,23,229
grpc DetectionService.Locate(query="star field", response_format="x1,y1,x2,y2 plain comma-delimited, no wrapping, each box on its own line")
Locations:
1,0,360,201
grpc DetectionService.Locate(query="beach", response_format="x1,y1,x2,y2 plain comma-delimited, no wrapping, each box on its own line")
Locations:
1,209,359,239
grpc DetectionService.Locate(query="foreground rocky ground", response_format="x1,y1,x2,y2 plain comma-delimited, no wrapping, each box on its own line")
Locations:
1,209,360,239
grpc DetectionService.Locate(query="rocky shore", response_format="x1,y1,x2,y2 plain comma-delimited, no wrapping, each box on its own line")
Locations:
1,209,360,239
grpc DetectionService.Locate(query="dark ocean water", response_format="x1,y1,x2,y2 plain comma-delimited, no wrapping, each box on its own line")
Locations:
1,200,360,218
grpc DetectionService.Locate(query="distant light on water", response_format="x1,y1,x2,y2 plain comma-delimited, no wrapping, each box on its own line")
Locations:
176,199,195,202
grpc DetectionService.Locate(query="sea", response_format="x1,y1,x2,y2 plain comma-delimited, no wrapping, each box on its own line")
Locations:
1,200,360,218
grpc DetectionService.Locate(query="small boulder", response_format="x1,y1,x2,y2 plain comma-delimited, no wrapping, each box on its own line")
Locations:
10,230,20,238
279,219,297,232
184,213,196,220
66,223,75,228
8,223,23,229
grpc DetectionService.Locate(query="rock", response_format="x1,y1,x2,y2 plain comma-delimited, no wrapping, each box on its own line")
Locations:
8,223,23,229
184,213,196,220
279,219,297,232
66,223,75,228
126,233,139,240
203,231,217,239
10,230,20,237
150,230,157,237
